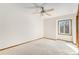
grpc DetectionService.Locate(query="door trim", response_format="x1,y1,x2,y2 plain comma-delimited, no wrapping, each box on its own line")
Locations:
76,4,79,48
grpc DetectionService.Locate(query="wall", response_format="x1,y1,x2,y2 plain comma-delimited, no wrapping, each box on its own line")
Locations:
0,4,43,48
72,14,76,44
44,14,76,43
0,4,77,49
44,18,56,39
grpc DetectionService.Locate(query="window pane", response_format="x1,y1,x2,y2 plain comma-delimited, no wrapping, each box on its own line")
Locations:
65,20,69,33
60,21,64,33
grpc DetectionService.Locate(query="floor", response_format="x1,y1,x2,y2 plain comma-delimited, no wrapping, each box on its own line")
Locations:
0,38,78,55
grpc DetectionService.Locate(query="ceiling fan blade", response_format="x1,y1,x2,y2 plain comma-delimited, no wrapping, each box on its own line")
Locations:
24,7,38,9
24,6,41,9
33,12,40,14
24,3,42,9
45,12,51,16
46,8,54,12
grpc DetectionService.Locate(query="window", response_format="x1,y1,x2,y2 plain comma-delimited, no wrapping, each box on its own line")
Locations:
58,19,71,35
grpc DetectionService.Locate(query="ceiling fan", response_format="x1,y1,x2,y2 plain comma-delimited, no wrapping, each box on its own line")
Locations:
25,3,54,16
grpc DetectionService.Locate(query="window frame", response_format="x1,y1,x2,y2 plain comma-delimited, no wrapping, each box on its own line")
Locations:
58,19,72,36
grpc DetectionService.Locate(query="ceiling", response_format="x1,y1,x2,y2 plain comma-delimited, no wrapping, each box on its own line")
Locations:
15,3,78,17
0,3,78,18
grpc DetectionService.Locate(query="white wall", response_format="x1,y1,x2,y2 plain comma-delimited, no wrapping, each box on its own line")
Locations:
0,3,77,49
0,4,43,48
72,14,76,44
44,18,56,39
44,14,76,43
56,14,74,42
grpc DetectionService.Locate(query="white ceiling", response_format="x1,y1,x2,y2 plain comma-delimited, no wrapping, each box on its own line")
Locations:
0,3,78,18
15,3,78,17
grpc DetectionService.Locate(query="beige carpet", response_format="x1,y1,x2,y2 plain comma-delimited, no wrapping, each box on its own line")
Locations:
0,38,78,55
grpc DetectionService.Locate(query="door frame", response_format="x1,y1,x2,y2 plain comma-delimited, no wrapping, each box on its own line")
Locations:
76,4,79,48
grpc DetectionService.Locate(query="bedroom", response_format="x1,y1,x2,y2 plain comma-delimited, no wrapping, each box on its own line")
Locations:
0,3,78,55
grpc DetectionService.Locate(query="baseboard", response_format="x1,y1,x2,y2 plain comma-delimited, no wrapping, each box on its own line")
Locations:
44,37,74,44
44,37,57,41
0,37,43,51
0,37,76,51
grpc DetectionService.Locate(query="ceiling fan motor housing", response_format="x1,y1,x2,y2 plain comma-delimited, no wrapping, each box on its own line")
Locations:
41,7,45,13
